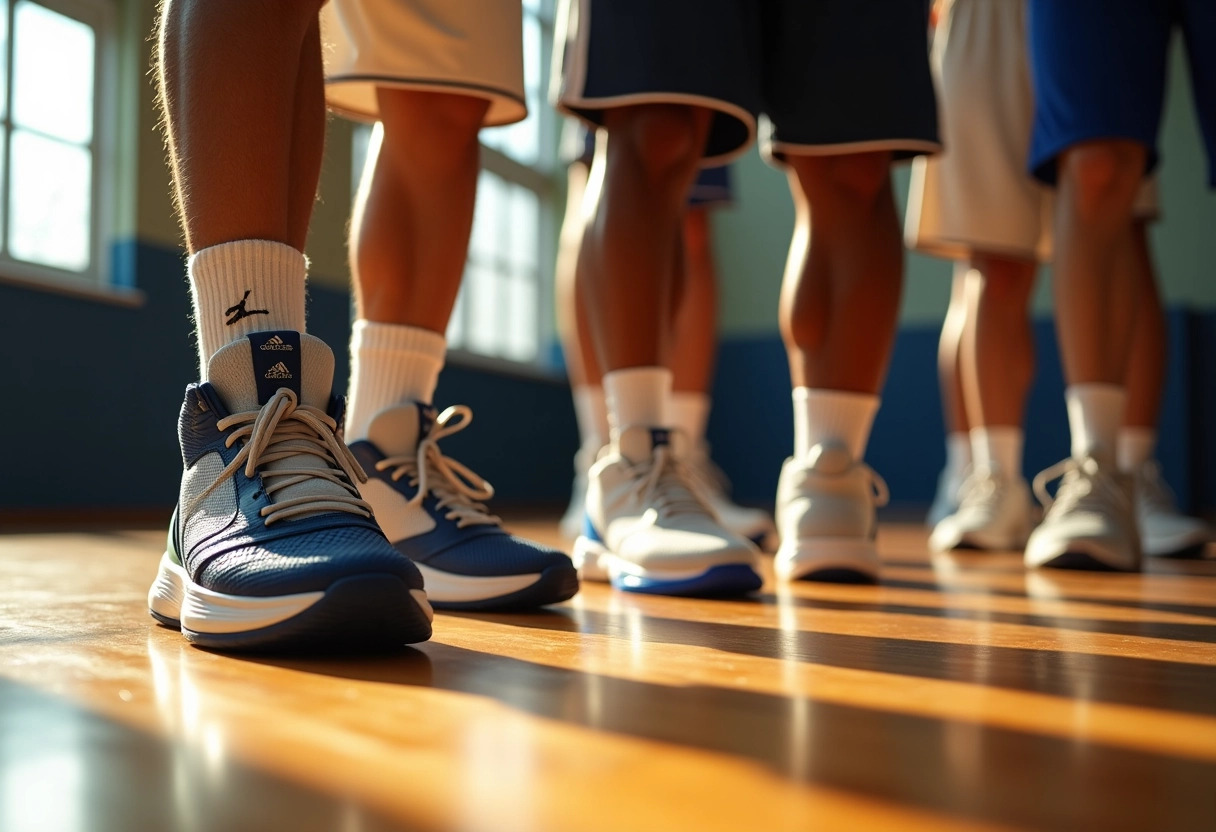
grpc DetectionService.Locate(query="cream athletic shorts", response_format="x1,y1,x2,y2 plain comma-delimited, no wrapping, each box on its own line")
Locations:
322,0,527,127
905,0,1157,263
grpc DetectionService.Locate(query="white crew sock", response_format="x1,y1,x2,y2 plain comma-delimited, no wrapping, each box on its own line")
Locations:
1117,427,1156,473
971,426,1024,480
189,240,307,379
671,391,711,447
603,367,671,435
572,385,610,452
793,387,880,461
1065,384,1126,459
345,320,447,442
945,431,971,480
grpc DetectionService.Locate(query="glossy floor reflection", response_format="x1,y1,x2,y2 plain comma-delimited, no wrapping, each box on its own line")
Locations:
1,521,1214,832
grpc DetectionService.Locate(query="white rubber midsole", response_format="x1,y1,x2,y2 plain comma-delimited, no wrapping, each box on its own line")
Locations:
147,551,433,634
774,538,880,580
572,536,753,583
414,562,541,602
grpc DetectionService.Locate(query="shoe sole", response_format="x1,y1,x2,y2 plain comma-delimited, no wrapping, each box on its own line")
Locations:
1025,544,1141,573
148,552,433,652
573,536,761,597
775,538,880,583
420,561,580,612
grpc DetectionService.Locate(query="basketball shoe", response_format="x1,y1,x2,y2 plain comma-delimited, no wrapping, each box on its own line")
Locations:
349,402,579,610
1025,453,1141,571
774,441,889,582
927,462,968,528
686,443,776,550
575,426,761,596
147,332,434,651
929,467,1033,552
1134,461,1214,558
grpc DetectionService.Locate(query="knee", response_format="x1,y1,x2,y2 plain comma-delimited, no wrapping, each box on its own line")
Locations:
1060,141,1145,219
790,152,891,205
608,105,708,179
377,90,488,161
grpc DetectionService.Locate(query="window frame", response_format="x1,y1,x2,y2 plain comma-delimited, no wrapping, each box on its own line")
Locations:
0,0,118,294
446,0,561,373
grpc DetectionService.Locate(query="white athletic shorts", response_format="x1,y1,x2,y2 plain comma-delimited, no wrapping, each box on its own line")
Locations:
905,0,1157,263
322,0,527,127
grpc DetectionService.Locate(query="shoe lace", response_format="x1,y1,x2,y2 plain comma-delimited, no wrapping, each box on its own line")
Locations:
685,452,731,502
863,462,892,508
1033,456,1130,518
374,405,500,529
957,468,1002,512
192,388,373,524
633,444,713,518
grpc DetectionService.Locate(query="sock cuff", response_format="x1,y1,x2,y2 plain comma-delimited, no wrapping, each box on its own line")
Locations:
351,319,447,360
189,239,308,287
792,387,879,408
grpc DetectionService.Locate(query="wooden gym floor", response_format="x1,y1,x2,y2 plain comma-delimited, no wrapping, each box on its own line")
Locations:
1,518,1214,832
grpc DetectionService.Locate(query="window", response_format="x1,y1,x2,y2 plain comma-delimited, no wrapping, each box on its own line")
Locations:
0,0,113,286
352,0,560,368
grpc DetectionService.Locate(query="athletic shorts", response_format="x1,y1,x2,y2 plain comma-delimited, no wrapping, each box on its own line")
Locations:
907,0,1159,262
561,121,736,207
553,0,940,167
1028,0,1216,187
322,0,527,126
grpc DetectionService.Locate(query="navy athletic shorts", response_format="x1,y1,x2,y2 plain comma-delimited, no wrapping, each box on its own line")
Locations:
1028,0,1216,186
554,0,940,166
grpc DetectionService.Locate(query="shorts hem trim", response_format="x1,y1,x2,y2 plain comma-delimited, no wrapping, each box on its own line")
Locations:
558,92,756,167
326,75,527,126
770,138,942,159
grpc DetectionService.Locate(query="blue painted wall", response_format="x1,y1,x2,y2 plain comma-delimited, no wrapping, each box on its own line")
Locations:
0,240,577,514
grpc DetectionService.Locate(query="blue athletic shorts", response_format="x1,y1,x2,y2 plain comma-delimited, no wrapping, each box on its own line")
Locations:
1028,0,1216,186
554,0,940,166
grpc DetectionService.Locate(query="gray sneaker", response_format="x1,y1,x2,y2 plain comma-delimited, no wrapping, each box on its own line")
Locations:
774,442,889,583
1135,461,1215,558
929,467,1033,552
1025,453,1141,572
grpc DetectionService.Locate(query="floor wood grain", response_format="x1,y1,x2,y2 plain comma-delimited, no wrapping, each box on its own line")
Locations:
1,520,1213,832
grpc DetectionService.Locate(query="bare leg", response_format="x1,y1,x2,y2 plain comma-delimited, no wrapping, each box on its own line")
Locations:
1120,220,1166,430
351,90,489,330
964,254,1037,428
938,262,972,435
158,0,325,253
670,206,718,395
581,105,711,372
780,152,902,393
556,161,599,388
1053,140,1146,386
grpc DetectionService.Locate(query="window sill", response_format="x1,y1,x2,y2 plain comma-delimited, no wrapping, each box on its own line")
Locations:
0,268,145,308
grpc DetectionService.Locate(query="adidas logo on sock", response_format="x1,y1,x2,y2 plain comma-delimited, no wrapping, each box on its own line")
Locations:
264,362,292,380
259,335,293,351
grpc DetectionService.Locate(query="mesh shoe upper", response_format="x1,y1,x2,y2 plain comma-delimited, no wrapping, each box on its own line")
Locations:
350,402,570,578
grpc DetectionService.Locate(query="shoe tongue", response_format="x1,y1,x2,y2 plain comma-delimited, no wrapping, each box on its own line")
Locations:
366,402,438,457
617,425,686,464
207,331,334,413
806,441,853,475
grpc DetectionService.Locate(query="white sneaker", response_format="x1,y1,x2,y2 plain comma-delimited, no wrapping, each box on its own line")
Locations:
774,442,889,583
560,442,601,542
929,467,1033,552
927,463,968,528
686,444,776,549
574,426,761,596
1025,453,1141,572
1135,461,1215,558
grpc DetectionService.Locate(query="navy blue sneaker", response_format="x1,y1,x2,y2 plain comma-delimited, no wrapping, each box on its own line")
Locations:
147,331,433,651
349,402,580,611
